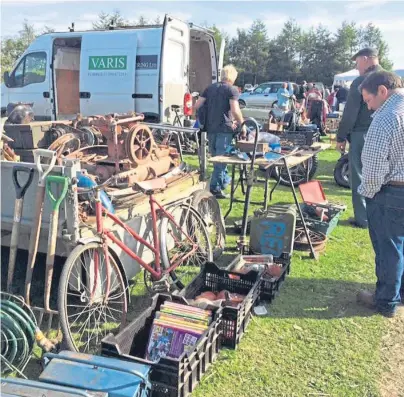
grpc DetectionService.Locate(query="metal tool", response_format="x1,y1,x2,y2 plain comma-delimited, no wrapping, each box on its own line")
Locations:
7,166,35,292
44,175,69,312
24,149,57,306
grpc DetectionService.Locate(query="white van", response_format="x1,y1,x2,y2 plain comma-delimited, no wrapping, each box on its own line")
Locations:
1,15,224,124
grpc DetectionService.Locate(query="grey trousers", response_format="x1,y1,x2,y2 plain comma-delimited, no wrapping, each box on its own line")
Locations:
349,130,368,227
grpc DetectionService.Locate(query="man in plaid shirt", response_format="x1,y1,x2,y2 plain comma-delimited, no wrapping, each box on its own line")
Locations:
356,71,404,317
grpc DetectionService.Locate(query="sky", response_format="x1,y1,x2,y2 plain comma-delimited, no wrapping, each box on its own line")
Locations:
1,0,404,69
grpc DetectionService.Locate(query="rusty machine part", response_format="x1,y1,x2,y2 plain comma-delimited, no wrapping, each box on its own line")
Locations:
48,133,81,164
294,227,327,252
126,124,154,164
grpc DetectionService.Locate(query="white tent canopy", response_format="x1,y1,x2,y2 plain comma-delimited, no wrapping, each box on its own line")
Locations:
333,69,359,87
333,68,404,88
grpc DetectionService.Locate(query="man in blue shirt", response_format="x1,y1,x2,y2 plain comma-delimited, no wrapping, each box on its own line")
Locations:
276,82,290,110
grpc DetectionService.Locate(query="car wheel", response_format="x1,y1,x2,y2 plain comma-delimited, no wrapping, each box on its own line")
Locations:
239,100,246,109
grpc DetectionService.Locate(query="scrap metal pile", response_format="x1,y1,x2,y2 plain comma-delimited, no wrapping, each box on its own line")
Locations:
48,112,181,186
3,108,194,220
47,113,193,218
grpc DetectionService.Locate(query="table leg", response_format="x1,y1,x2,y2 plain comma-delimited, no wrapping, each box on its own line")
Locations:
282,157,318,260
305,159,310,182
241,165,247,195
270,166,282,201
224,165,237,219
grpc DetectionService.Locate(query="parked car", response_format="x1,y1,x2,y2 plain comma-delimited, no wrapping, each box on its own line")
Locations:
239,81,299,109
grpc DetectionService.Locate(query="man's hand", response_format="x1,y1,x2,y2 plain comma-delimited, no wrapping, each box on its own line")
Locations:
336,140,347,153
240,124,248,139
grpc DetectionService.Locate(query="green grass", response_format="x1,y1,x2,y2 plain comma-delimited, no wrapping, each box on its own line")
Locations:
0,149,388,395
189,149,386,397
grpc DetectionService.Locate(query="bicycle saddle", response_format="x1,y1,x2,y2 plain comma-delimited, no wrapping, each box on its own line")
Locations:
171,105,181,110
135,178,167,194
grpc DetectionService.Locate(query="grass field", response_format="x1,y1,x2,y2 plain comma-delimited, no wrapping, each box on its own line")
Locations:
1,148,401,396
190,148,396,397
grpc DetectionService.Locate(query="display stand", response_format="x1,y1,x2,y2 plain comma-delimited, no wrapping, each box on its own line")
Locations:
209,122,330,260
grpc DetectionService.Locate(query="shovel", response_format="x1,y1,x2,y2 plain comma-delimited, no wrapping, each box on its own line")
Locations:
24,149,57,306
44,175,69,312
7,166,35,292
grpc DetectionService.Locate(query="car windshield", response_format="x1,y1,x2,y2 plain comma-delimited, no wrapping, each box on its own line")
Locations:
253,83,283,94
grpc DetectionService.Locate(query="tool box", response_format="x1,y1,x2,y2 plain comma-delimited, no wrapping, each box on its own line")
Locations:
298,181,346,236
1,351,152,397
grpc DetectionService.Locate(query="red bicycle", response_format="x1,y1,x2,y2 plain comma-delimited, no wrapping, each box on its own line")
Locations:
58,177,212,353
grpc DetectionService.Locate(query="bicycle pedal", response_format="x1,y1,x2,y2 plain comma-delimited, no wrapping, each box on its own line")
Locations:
151,278,171,293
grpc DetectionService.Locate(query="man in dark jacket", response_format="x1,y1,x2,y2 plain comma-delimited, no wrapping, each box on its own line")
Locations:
195,64,246,199
336,48,383,228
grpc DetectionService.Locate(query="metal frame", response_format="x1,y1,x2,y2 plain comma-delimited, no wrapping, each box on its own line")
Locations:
216,119,318,259
90,188,199,299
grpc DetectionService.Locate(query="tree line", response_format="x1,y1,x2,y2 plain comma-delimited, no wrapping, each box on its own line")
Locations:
1,11,393,87
212,19,392,87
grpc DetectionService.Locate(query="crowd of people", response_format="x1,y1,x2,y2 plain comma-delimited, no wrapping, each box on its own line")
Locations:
195,48,404,318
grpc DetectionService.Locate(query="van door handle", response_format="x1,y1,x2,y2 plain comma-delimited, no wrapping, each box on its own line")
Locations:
43,92,50,98
79,92,91,99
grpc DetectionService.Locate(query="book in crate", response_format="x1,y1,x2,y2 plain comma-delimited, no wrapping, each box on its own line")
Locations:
146,301,212,361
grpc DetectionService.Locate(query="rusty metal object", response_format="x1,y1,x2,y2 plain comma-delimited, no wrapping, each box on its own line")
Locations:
126,124,153,164
294,227,327,252
48,133,80,162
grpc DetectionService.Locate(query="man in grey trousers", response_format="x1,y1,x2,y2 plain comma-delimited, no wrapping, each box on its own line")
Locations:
336,48,383,228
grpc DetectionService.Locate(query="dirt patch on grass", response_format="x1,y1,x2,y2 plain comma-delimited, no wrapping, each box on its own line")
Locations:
379,311,404,397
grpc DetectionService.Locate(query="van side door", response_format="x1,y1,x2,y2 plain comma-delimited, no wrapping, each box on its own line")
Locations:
6,51,53,120
161,15,190,123
79,32,138,116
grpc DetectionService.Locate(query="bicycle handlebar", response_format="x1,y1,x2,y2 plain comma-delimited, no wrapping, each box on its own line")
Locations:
76,176,115,194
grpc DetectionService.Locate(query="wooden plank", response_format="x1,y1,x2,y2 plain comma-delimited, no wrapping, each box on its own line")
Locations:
81,174,205,231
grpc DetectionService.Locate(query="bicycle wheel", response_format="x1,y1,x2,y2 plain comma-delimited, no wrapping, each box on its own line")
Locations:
58,242,127,354
274,154,319,187
191,190,226,260
151,125,176,147
159,204,212,290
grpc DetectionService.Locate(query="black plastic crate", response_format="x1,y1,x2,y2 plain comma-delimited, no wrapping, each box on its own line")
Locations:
260,253,291,301
280,130,320,146
180,262,261,349
101,294,222,397
226,253,291,302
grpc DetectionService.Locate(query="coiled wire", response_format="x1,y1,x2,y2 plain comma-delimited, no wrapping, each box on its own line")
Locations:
1,292,37,376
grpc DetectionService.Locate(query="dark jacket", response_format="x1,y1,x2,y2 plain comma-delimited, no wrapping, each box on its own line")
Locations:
337,64,384,142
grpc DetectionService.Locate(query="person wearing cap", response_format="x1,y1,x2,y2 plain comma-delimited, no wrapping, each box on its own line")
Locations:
356,70,404,317
336,48,383,228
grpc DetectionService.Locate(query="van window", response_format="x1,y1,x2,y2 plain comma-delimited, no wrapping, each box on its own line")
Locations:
10,52,47,87
165,41,184,82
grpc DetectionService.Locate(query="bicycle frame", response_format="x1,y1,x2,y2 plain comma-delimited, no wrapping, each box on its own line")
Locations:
93,191,198,290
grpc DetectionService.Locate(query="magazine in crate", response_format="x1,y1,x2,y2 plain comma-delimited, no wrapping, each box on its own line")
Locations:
146,301,212,361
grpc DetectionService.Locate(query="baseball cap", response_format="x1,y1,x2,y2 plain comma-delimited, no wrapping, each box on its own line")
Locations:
351,47,379,61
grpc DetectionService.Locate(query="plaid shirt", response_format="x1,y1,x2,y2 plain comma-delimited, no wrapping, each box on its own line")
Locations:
358,90,404,198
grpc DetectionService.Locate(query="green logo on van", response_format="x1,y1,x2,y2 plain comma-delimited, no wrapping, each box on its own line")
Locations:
88,56,127,70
